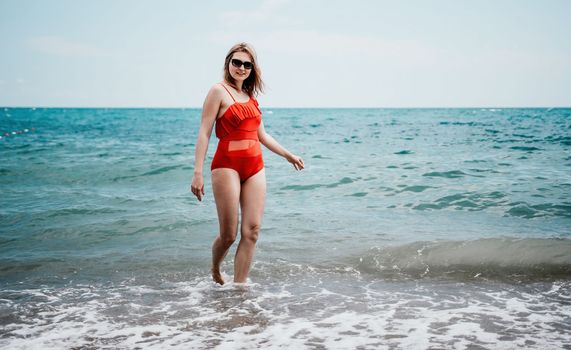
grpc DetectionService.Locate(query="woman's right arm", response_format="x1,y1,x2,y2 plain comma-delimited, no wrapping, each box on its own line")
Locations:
190,86,222,201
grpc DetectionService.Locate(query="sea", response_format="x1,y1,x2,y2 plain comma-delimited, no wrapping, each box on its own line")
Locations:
1,107,570,349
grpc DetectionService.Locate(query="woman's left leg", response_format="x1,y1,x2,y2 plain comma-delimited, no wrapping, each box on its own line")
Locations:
234,168,266,283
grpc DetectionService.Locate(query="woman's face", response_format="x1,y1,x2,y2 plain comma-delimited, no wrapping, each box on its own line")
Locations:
228,51,253,83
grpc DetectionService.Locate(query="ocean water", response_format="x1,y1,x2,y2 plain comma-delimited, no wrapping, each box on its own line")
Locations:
1,106,570,349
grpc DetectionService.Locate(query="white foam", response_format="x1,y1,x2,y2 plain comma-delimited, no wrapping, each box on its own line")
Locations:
1,277,569,350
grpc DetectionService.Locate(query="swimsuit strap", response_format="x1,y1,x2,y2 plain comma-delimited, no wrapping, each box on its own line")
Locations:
220,83,236,102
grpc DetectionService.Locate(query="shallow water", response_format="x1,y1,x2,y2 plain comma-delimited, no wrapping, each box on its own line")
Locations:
1,107,570,349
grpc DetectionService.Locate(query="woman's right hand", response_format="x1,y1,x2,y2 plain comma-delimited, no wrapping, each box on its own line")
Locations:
190,173,205,201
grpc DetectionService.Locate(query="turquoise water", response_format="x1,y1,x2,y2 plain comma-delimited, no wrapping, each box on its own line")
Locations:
1,107,570,349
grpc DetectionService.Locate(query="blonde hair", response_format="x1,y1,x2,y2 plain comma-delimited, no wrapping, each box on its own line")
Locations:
223,42,265,97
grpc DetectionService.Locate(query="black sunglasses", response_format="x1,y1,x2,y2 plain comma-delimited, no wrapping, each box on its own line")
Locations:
231,58,253,70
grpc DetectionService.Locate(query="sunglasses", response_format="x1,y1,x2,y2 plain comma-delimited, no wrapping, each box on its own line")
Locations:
231,58,253,70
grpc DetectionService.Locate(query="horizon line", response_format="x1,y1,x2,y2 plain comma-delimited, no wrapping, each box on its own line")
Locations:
2,105,570,109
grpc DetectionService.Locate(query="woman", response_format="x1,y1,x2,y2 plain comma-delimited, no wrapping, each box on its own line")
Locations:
190,42,304,285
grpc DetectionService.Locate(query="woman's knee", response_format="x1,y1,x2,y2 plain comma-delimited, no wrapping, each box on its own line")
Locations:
219,234,236,247
242,223,261,243
219,225,237,246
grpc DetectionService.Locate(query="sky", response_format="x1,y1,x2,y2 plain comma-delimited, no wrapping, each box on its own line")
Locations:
0,0,570,108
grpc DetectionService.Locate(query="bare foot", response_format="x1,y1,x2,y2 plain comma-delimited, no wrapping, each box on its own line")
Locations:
233,282,248,290
211,267,225,285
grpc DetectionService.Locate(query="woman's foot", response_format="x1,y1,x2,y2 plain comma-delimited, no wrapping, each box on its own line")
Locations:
211,267,225,285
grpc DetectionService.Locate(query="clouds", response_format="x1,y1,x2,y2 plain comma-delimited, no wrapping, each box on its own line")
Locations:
219,0,292,27
254,30,443,64
1,0,569,107
25,36,109,57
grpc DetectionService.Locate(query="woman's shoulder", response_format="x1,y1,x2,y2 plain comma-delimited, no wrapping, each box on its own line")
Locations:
251,96,259,105
205,82,227,100
210,82,227,93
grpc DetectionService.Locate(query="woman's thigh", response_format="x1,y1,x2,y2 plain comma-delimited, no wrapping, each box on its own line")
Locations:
211,168,241,236
240,168,266,233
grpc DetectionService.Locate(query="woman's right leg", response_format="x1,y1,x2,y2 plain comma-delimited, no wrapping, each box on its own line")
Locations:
211,168,241,285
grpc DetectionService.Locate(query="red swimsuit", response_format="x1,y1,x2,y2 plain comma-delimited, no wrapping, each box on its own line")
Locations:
211,84,264,182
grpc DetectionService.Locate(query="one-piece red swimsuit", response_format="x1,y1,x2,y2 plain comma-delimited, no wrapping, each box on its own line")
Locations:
211,84,264,182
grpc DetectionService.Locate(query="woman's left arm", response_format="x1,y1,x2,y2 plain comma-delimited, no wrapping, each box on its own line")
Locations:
258,121,305,171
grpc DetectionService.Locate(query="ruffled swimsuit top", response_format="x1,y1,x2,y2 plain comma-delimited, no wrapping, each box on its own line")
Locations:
215,92,262,142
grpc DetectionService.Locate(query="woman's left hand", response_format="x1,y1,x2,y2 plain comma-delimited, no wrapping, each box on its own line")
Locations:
286,153,305,171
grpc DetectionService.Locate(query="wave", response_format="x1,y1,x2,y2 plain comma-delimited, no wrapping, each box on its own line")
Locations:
354,237,571,281
510,146,542,152
280,176,353,191
409,191,571,218
422,170,468,178
141,164,183,176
